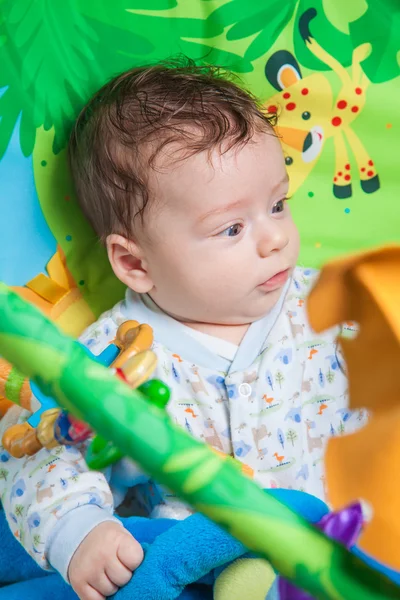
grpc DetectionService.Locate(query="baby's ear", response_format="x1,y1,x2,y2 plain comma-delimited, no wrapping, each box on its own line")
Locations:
106,234,154,293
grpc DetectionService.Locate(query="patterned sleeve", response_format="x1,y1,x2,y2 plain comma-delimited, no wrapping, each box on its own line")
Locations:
0,439,119,580
0,312,122,580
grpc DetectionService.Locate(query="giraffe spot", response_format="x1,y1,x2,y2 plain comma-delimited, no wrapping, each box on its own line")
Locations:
334,177,337,182
301,88,309,95
283,92,291,99
337,100,347,109
338,171,342,176
361,167,366,172
351,106,359,113
368,159,374,166
344,174,351,181
267,105,277,113
345,164,350,170
367,170,374,177
355,87,362,95
286,102,296,111
331,116,342,127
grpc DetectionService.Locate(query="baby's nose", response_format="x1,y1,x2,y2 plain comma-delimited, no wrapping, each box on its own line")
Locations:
257,224,289,257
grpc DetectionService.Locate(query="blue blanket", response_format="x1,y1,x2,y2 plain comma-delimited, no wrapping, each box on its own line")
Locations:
0,490,328,600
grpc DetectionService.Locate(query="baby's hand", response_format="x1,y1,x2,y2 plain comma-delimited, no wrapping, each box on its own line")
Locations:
68,521,144,600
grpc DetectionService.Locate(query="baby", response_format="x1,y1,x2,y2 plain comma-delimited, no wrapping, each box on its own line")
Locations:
0,61,366,600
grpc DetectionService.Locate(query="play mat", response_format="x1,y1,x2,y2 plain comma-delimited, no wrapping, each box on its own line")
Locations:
0,0,399,334
0,1,399,599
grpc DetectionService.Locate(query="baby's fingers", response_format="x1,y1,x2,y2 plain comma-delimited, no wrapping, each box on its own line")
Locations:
117,532,144,572
76,583,105,600
88,573,118,598
105,559,133,588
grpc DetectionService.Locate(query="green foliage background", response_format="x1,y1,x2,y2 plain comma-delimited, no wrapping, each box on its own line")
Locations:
0,0,399,316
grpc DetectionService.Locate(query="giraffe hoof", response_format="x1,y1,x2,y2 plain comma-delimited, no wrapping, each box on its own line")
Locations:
361,174,380,194
333,184,352,199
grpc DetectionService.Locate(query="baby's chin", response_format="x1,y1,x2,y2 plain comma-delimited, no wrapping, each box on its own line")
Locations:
204,290,286,326
160,284,287,327
247,285,287,318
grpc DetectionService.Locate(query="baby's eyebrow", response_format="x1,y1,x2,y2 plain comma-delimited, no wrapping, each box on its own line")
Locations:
198,198,247,223
197,174,289,223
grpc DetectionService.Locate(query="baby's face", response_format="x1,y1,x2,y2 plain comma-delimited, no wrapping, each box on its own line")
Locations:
138,131,299,325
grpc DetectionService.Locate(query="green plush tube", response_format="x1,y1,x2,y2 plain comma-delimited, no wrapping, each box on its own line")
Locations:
0,282,398,600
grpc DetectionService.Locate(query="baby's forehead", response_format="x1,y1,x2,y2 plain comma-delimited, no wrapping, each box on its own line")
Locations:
150,130,282,180
146,132,285,217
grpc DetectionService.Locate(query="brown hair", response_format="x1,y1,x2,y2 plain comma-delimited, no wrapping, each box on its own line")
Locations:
68,57,275,243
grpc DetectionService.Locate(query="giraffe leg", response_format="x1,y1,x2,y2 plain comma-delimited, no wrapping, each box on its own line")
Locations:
299,9,351,86
333,131,352,199
344,127,380,194
351,43,372,89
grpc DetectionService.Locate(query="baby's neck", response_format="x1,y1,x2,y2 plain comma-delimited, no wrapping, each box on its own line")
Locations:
181,321,250,345
145,293,250,345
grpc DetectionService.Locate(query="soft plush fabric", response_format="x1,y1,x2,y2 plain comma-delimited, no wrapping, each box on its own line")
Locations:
0,489,328,600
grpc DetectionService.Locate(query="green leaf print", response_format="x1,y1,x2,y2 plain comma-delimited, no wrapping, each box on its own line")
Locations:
0,468,9,482
322,0,367,35
293,0,353,71
127,0,178,9
210,0,295,39
14,504,24,518
349,0,400,83
326,369,335,384
0,0,98,157
200,0,297,62
275,370,284,388
0,0,156,158
286,429,298,446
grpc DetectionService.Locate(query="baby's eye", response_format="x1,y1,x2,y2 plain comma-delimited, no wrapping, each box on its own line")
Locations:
220,223,243,237
272,199,286,214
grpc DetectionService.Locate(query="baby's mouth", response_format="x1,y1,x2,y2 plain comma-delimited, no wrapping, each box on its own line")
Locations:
258,269,290,291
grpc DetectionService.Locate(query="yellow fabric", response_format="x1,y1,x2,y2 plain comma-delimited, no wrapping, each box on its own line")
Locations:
13,247,95,337
307,244,400,570
214,557,275,600
26,273,68,304
46,249,75,291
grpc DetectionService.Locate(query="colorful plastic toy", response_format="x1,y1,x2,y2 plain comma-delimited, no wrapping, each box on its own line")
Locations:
1,320,167,466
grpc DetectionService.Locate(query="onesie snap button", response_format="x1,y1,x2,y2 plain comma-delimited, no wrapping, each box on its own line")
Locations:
238,383,252,397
